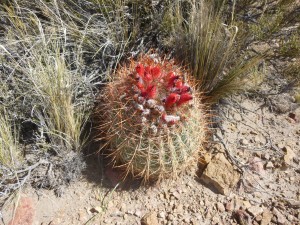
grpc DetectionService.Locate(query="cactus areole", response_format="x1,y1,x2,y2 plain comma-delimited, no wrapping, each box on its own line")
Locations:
95,54,206,182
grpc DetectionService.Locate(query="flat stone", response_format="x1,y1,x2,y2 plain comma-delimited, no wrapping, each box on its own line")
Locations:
225,201,234,212
265,161,274,169
7,197,35,225
248,157,265,175
141,211,159,225
273,208,287,225
216,202,225,212
200,153,241,195
283,146,296,165
247,205,263,217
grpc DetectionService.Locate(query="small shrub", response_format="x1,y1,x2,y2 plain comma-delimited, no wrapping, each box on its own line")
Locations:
95,54,206,182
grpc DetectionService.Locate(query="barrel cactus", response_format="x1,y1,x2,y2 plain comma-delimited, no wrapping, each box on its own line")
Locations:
95,54,206,182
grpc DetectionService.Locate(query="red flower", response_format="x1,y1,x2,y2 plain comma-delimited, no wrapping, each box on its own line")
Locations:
141,85,157,99
165,93,180,108
175,80,183,88
151,66,161,79
167,75,180,88
177,93,193,107
136,64,144,76
136,81,145,92
144,73,152,82
179,85,191,94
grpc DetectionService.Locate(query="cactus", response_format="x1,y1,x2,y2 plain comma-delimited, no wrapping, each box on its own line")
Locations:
95,54,206,182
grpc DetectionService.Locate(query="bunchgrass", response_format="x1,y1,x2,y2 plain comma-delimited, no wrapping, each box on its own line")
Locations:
0,110,20,169
162,0,262,103
0,0,132,153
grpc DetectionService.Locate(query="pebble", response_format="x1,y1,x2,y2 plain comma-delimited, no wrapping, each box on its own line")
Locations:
134,210,142,217
225,201,234,211
265,161,274,169
247,205,263,217
262,153,270,160
273,207,287,225
158,211,166,218
141,211,159,225
240,139,249,145
261,209,272,225
216,202,225,212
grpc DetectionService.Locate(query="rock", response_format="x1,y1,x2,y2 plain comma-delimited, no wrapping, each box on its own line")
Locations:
247,205,263,217
216,202,225,212
248,157,265,175
141,211,159,225
8,197,35,225
241,201,251,209
234,209,251,225
283,146,296,165
265,161,274,169
89,207,103,214
255,215,262,222
269,93,298,113
273,208,287,225
239,139,249,146
251,43,271,54
200,153,241,195
262,153,270,160
225,201,234,212
285,199,300,209
134,210,142,217
157,211,165,219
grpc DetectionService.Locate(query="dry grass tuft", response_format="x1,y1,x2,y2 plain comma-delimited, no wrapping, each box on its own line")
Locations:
162,0,262,103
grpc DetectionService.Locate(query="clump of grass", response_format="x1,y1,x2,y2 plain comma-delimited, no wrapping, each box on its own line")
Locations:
280,35,300,58
162,0,261,103
283,60,300,84
0,110,20,169
245,0,300,41
0,0,133,152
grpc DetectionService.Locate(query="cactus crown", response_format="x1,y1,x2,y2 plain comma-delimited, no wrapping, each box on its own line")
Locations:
122,56,194,136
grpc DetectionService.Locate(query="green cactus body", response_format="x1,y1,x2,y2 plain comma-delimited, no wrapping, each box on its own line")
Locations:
95,54,206,182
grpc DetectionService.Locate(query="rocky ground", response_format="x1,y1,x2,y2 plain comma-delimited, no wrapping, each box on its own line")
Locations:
2,72,300,225
1,21,300,225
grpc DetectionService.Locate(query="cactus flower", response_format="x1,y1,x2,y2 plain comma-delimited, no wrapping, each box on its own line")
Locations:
177,93,193,106
136,64,144,76
165,93,180,108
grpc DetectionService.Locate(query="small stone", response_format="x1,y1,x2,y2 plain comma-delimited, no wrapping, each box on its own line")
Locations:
283,146,296,165
247,205,263,217
243,201,252,209
265,161,274,169
287,214,296,222
225,201,234,212
248,157,265,175
216,202,225,212
134,210,142,217
273,208,287,225
262,153,270,160
167,214,175,221
255,215,263,222
171,191,180,200
7,197,35,225
240,139,249,146
158,212,166,218
141,211,159,225
200,153,241,195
